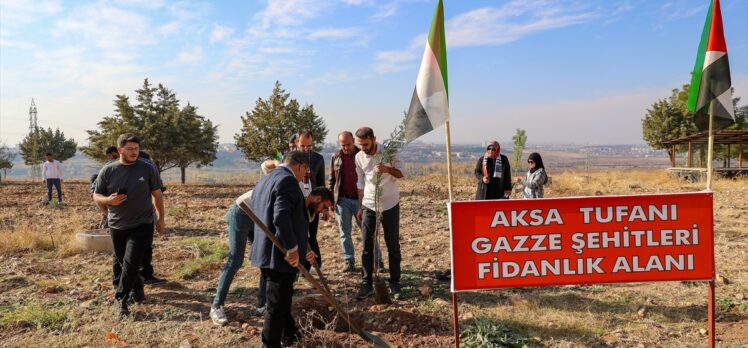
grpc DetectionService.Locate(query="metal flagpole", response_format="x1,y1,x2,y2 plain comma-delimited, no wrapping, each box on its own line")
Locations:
444,120,459,347
706,106,715,190
705,103,716,348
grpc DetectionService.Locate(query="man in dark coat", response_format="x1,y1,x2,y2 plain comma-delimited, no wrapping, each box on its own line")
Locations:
474,141,512,200
250,151,318,348
294,130,326,268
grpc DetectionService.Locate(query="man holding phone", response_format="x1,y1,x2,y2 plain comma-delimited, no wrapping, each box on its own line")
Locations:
93,134,165,316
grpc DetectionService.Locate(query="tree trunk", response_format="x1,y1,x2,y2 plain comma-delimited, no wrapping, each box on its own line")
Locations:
180,166,186,185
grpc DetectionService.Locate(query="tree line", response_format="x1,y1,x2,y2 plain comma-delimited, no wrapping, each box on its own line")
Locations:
641,83,747,164
9,79,326,184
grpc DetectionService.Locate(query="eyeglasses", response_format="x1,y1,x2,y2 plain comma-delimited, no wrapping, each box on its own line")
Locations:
486,147,497,152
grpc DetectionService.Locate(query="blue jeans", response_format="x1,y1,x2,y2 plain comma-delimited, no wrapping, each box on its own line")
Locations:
46,178,62,203
336,197,380,263
213,203,266,308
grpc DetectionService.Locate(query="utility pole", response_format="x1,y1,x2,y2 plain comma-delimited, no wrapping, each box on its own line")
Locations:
28,98,40,180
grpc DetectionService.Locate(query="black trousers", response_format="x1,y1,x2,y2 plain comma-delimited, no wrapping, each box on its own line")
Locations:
261,268,299,348
111,223,151,301
304,214,322,269
112,222,154,286
361,204,401,285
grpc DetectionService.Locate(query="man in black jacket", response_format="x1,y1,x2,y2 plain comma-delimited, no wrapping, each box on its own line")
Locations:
295,130,326,268
250,151,319,347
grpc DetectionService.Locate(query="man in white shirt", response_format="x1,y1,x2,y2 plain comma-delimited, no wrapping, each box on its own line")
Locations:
42,152,63,204
354,127,405,300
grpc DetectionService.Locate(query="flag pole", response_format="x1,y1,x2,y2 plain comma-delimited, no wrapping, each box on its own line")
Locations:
444,120,460,348
706,105,714,190
445,121,454,200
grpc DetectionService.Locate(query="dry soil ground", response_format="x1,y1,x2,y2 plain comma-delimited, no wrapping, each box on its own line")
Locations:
0,169,746,347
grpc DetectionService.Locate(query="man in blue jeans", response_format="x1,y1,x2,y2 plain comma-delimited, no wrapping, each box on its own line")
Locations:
210,185,334,326
328,131,382,273
42,153,63,204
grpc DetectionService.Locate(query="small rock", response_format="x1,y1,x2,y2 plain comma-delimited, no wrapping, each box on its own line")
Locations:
460,312,474,320
327,306,333,312
636,344,645,348
44,286,63,294
418,284,433,297
241,323,249,330
79,300,95,309
716,274,730,285
424,245,431,251
179,339,192,348
699,328,708,336
637,307,647,318
736,293,745,301
547,322,558,329
399,325,407,333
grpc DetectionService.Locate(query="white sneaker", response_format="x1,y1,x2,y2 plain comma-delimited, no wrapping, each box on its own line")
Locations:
255,306,265,316
210,306,228,326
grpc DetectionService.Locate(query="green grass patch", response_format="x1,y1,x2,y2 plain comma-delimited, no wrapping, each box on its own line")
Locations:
461,317,531,348
0,302,69,330
175,238,228,279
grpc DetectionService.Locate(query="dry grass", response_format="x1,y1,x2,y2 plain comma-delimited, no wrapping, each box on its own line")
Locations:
0,168,746,347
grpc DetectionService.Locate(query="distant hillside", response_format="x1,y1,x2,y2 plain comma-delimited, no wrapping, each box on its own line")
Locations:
2,143,667,180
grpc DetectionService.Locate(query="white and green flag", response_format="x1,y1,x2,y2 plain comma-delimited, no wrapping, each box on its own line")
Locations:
404,0,449,143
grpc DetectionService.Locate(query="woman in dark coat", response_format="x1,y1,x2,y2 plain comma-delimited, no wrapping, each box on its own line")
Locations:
474,141,512,200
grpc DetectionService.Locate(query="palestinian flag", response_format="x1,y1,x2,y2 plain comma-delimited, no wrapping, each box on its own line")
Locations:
687,0,735,130
404,0,449,143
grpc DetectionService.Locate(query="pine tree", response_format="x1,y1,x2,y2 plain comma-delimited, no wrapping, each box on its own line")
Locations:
235,81,328,162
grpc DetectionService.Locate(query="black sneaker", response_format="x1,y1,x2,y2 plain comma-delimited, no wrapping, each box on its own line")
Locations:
142,276,166,285
343,260,356,273
390,282,402,300
117,300,130,316
378,261,386,273
282,330,303,346
128,287,145,304
356,283,374,300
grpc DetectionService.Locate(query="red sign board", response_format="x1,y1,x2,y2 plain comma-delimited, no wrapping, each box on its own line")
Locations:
449,192,714,292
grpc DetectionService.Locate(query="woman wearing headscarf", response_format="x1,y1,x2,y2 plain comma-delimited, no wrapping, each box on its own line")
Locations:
519,152,548,199
474,141,512,200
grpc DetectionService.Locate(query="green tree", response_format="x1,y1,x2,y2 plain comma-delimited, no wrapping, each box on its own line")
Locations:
0,143,15,182
83,79,219,183
511,128,527,176
19,127,78,165
170,104,219,184
235,81,328,162
641,99,683,156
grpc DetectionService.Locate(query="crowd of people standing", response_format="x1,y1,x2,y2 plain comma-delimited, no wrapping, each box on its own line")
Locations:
39,131,550,348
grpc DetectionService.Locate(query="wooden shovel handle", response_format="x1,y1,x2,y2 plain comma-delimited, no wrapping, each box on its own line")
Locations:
237,202,364,335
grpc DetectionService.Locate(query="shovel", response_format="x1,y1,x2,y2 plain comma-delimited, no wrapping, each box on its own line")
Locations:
372,212,391,304
239,202,390,348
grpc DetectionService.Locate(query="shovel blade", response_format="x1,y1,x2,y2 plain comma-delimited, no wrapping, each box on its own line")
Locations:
360,330,391,348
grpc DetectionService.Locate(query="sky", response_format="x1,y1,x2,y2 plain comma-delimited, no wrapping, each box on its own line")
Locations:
1,0,747,146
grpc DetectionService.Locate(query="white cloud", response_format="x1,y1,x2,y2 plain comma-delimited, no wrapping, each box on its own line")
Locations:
177,46,204,65
308,27,362,40
113,0,166,9
54,5,157,60
210,24,234,43
0,0,62,49
374,0,597,74
256,0,333,29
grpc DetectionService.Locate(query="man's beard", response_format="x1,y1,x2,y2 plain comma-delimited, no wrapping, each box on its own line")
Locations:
307,202,320,216
122,156,137,164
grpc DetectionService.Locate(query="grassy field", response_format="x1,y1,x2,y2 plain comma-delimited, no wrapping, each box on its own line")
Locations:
0,168,746,347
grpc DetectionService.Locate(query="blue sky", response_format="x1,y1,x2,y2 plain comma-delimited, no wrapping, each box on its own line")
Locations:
1,0,747,146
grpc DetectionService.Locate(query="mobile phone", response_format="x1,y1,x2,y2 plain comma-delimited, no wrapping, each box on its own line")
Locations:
117,187,128,195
